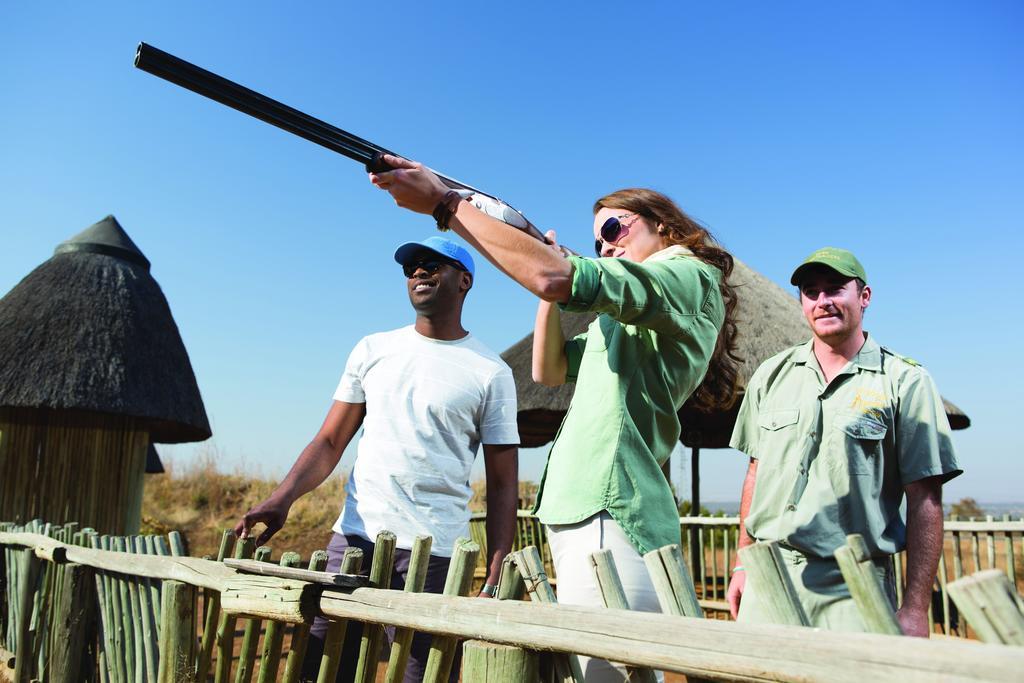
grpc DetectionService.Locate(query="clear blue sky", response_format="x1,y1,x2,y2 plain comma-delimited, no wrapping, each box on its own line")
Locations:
2,3,1021,502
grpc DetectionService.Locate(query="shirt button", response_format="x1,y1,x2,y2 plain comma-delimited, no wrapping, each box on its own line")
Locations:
787,504,796,511
771,421,777,428
799,467,806,475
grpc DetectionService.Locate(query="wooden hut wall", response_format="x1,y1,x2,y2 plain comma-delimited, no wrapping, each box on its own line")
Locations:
0,408,148,534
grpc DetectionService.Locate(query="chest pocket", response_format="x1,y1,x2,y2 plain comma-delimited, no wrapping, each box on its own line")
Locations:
759,409,799,432
835,411,887,476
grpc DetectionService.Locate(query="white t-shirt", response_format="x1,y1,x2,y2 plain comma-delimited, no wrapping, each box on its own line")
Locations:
333,325,519,556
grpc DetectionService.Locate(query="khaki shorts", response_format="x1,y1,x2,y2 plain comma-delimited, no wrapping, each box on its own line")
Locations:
738,545,896,632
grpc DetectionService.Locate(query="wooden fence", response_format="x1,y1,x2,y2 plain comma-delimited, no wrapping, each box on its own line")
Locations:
468,512,1024,634
2,519,1022,683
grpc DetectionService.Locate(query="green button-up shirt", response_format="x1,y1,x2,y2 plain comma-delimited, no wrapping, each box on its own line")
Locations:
730,334,961,559
533,246,725,555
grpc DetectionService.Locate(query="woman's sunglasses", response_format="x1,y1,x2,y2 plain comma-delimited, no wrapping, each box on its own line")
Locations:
594,213,640,256
402,258,467,278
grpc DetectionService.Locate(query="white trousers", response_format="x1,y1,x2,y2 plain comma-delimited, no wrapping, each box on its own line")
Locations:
547,512,664,682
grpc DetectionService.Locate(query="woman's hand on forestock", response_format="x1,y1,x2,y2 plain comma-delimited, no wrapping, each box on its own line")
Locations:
368,154,449,214
234,492,292,547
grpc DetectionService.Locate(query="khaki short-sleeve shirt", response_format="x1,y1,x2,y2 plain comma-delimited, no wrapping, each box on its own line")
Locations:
730,334,961,558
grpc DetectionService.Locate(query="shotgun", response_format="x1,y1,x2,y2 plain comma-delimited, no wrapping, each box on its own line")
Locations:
134,42,552,244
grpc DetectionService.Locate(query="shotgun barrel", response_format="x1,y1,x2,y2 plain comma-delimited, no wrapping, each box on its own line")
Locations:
134,42,550,244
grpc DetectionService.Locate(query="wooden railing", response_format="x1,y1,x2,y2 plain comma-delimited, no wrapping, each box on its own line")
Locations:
2,519,1023,682
470,511,1024,633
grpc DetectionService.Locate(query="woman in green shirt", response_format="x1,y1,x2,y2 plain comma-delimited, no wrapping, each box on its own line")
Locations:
531,188,739,680
369,160,739,679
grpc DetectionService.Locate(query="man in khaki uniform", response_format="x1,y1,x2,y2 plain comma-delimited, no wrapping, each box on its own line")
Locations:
726,247,961,636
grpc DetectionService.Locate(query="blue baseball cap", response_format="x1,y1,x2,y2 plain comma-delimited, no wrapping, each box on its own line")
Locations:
393,236,475,278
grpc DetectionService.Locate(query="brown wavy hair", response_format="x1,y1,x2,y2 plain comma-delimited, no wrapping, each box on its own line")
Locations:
594,188,741,411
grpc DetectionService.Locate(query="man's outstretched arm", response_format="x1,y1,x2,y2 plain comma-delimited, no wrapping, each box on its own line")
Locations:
235,400,366,546
479,444,519,596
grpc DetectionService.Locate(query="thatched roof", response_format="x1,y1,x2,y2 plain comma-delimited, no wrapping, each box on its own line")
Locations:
503,258,970,448
0,215,211,443
146,444,165,474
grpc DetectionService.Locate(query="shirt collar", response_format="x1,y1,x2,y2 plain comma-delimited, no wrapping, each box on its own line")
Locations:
791,333,881,372
643,244,693,264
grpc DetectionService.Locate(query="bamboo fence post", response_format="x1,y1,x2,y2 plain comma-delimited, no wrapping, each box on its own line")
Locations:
833,534,901,635
316,546,364,683
422,538,479,683
215,536,255,683
970,524,981,574
697,526,706,598
737,542,810,626
642,544,702,618
385,535,432,683
589,550,658,683
257,551,301,683
168,531,187,557
114,536,147,683
48,562,95,683
947,569,1024,645
92,534,124,683
354,531,398,683
461,640,538,683
937,551,951,635
197,530,235,683
158,579,197,683
511,546,584,683
144,536,162,627
1004,514,1017,588
12,548,41,683
495,554,525,601
986,516,996,569
710,525,719,600
281,549,328,683
128,537,159,683
234,545,273,683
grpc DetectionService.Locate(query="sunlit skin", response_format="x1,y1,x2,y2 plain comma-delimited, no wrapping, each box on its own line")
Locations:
592,207,668,262
799,268,871,369
404,256,472,340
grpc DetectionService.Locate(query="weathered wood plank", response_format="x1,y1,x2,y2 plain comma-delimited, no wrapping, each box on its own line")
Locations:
234,545,272,683
422,538,478,683
12,549,41,683
834,535,901,635
737,542,810,626
157,580,197,683
643,544,702,618
214,537,254,683
947,569,1024,645
318,587,1022,682
281,550,328,683
224,559,367,588
511,546,584,683
47,563,94,683
197,530,235,683
462,640,538,682
589,550,658,683
257,552,301,683
385,535,432,683
316,547,364,683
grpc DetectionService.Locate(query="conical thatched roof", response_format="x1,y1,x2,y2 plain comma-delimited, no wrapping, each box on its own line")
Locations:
503,258,970,447
0,215,210,443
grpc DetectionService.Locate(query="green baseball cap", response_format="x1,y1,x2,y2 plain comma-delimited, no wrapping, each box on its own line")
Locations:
790,247,867,286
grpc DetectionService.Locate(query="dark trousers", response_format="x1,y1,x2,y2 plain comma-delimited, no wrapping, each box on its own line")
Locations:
301,532,459,683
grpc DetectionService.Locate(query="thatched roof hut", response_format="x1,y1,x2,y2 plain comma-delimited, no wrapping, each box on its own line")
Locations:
0,215,209,533
502,257,970,506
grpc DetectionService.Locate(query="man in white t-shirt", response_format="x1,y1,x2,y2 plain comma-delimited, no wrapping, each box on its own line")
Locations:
235,236,520,682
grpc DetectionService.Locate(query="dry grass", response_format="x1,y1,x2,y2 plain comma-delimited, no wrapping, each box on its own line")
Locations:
141,447,344,560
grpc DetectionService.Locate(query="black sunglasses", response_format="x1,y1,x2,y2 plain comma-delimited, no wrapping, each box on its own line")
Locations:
594,213,639,256
402,258,466,279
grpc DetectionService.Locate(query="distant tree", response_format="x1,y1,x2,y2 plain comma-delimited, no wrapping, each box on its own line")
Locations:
950,497,985,519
